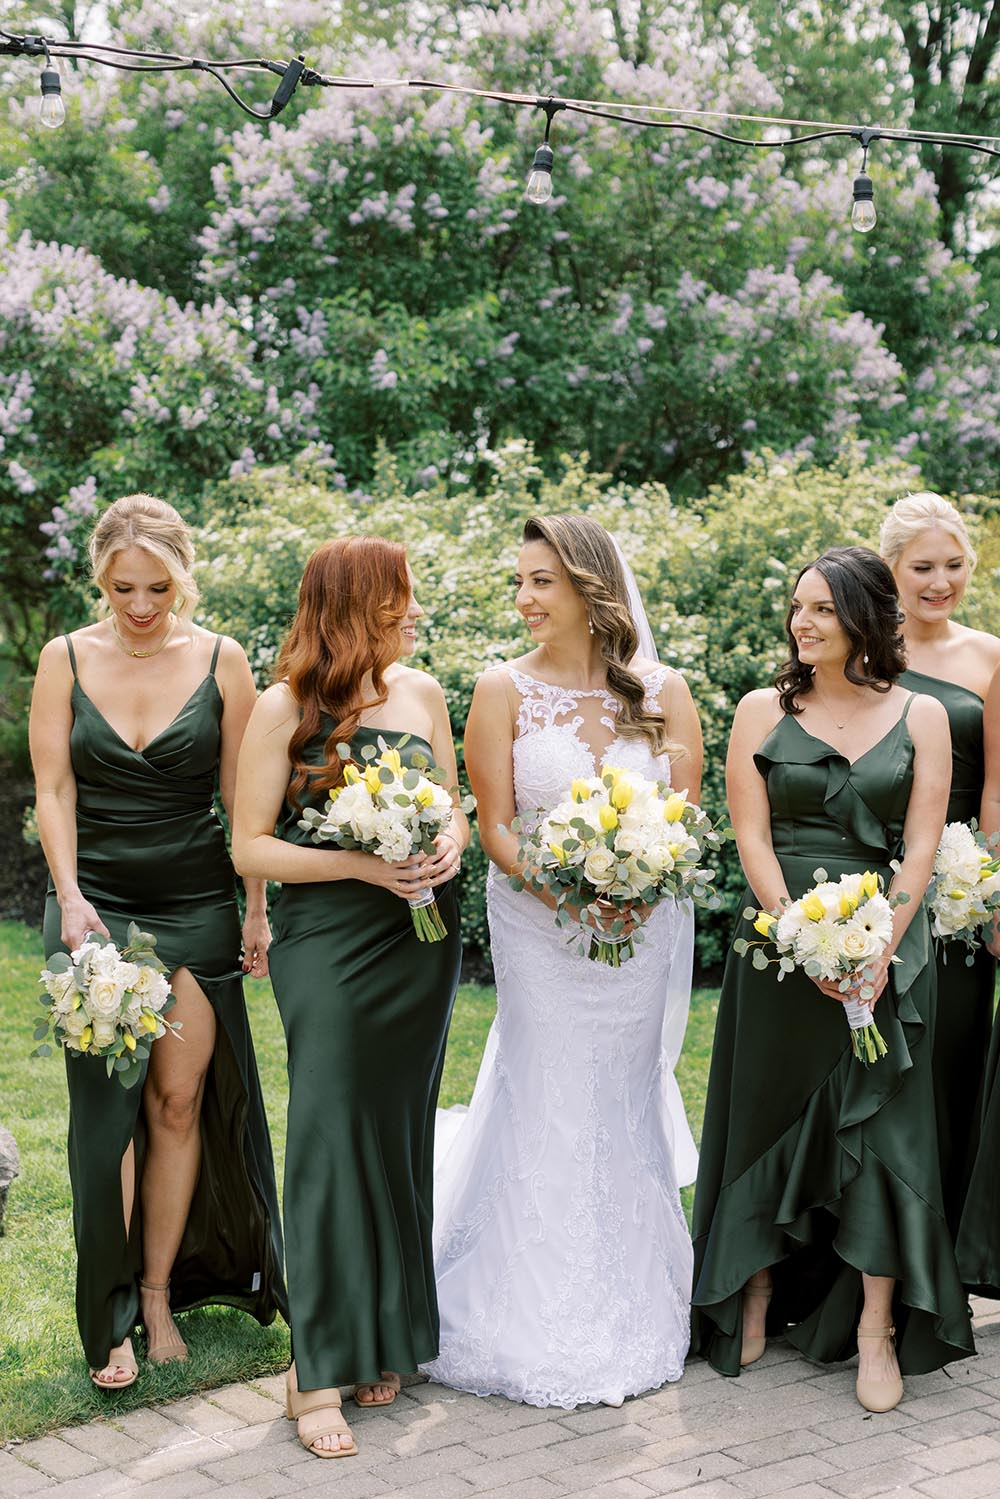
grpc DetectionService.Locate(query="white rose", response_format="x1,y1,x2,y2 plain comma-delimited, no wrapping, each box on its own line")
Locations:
60,1006,90,1047
132,967,170,1009
90,1017,118,1049
839,918,881,962
583,847,617,889
85,977,126,1019
87,943,123,978
41,969,77,1011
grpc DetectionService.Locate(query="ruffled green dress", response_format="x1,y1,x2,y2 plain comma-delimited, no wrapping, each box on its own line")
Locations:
42,636,286,1370
267,724,461,1391
691,707,974,1376
899,668,995,1235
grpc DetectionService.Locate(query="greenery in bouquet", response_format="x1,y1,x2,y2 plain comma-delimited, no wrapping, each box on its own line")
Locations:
32,922,179,1089
297,736,471,942
509,767,730,966
927,821,1000,960
735,869,909,1064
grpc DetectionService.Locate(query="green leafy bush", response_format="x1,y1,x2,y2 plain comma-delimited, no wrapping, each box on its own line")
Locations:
193,441,1000,970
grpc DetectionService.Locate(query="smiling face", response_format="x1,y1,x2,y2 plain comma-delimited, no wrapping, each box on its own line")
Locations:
396,567,424,658
514,540,590,645
104,546,177,639
891,525,969,625
789,567,851,670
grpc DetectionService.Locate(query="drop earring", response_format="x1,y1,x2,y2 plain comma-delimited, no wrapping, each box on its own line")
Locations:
863,653,870,666
587,614,594,635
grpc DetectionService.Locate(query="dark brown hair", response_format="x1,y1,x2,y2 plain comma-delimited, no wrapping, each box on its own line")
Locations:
776,546,906,714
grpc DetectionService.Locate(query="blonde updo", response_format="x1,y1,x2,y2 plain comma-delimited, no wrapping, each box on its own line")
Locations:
89,493,199,618
879,491,977,575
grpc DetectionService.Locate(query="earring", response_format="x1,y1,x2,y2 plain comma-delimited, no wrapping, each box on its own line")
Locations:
863,653,870,666
587,615,594,635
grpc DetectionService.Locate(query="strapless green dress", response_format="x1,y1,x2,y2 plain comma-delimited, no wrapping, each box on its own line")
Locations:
267,724,461,1391
899,668,995,1235
691,706,974,1376
42,636,285,1369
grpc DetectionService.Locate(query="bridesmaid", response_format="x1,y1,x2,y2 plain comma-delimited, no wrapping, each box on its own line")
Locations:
956,673,1000,1293
879,492,1000,1233
29,493,285,1391
691,546,973,1412
233,536,467,1460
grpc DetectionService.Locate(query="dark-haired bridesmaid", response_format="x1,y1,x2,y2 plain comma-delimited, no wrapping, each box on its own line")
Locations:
692,546,973,1413
233,536,468,1460
879,492,1000,1235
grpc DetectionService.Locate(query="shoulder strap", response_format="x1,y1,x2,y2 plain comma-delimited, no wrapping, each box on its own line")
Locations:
901,691,916,720
63,634,79,681
209,635,223,676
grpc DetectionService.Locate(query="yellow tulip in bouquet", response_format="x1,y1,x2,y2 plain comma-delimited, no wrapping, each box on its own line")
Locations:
33,922,179,1089
509,766,729,966
298,736,461,941
735,869,908,1064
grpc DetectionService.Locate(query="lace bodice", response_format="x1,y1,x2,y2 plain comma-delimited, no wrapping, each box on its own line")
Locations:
500,664,676,819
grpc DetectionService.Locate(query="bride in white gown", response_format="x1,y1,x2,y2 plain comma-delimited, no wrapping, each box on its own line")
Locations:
423,513,702,1409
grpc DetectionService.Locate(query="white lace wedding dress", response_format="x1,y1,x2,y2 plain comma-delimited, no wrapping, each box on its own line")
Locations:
423,665,695,1409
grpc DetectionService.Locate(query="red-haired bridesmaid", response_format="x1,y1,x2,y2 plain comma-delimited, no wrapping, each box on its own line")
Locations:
233,537,468,1460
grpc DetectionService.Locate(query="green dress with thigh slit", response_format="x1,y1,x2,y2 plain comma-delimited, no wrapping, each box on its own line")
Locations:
898,668,995,1236
691,704,974,1376
42,635,285,1369
267,723,461,1392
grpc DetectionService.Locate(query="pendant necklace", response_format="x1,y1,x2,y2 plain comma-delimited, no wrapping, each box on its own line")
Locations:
111,615,177,659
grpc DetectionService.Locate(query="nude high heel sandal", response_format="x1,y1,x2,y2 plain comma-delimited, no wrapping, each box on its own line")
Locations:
856,1325,903,1413
740,1284,773,1367
286,1361,357,1459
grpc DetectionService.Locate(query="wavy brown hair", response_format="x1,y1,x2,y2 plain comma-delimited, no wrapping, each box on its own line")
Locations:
275,536,410,803
523,514,677,756
776,546,906,714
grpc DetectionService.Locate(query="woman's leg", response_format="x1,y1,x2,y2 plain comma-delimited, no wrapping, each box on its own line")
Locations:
857,1273,901,1386
140,968,216,1356
91,1143,138,1384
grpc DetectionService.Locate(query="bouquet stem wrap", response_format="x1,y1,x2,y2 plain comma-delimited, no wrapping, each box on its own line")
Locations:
842,994,889,1065
407,887,448,942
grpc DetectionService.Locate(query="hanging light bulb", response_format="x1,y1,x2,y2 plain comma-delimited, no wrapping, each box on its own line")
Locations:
525,142,554,204
524,97,565,206
851,170,876,232
38,65,65,129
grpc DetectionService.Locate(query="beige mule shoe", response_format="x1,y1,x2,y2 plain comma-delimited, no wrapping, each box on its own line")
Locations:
856,1325,903,1413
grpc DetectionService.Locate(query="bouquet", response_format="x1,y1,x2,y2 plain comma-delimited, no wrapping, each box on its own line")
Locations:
32,922,179,1089
508,767,729,966
926,821,1000,960
735,869,908,1065
298,736,461,942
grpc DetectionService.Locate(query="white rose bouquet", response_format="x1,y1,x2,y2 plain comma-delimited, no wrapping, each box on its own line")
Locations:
735,869,908,1065
508,767,729,966
926,821,1000,959
32,922,179,1089
298,736,461,942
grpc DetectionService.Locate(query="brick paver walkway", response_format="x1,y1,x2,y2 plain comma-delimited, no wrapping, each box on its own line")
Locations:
5,1301,1000,1499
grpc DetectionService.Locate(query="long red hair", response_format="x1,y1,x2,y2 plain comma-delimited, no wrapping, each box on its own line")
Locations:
275,536,410,802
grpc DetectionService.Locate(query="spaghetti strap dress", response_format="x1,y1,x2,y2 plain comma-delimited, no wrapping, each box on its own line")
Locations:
42,634,286,1370
898,668,995,1235
267,723,461,1392
691,701,974,1377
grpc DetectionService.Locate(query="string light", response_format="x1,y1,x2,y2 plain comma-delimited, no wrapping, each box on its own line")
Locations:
851,129,878,233
3,26,1000,232
524,99,565,204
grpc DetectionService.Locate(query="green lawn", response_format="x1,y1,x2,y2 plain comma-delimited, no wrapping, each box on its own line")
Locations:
0,917,717,1442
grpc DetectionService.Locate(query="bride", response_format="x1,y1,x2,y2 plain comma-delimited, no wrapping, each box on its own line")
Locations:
423,513,702,1409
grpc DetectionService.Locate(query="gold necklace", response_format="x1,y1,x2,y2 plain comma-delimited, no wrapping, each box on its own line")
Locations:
111,614,177,659
811,681,866,731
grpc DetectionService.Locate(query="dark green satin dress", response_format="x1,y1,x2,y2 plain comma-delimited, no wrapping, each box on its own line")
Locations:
899,668,995,1236
268,724,461,1391
691,707,974,1377
42,635,285,1369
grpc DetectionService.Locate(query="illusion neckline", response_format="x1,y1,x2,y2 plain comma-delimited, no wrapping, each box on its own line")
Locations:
73,674,218,756
505,664,665,698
